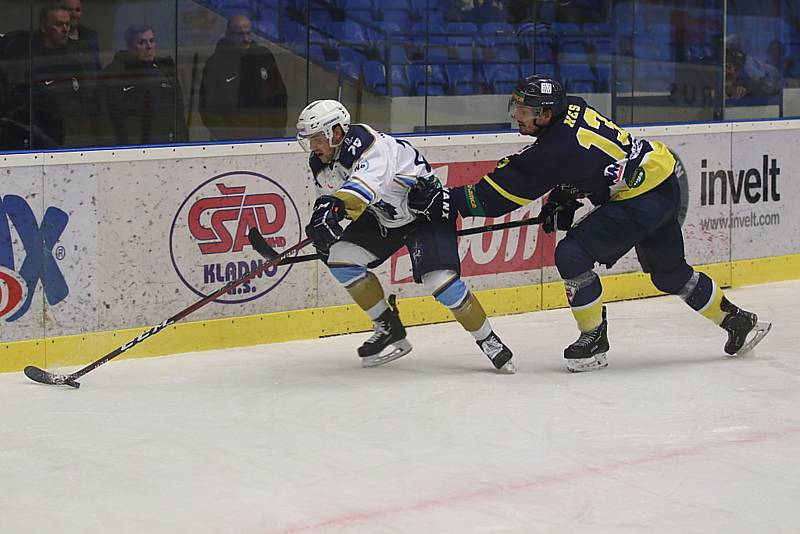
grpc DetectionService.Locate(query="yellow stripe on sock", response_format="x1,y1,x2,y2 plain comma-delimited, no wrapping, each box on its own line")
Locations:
347,271,385,312
452,293,489,333
572,297,603,332
699,281,727,325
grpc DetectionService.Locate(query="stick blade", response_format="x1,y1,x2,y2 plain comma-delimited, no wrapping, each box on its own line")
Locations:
24,366,80,389
247,228,279,260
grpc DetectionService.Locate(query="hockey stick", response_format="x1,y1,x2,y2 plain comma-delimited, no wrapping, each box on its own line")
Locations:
248,215,543,265
23,237,313,389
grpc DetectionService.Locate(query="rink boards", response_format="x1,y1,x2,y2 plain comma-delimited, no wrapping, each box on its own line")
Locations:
1,121,799,372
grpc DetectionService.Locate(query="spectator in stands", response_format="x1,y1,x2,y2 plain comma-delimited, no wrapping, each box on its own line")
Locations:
62,0,101,72
101,24,188,145
472,0,511,23
506,0,537,23
725,38,780,100
2,4,99,148
0,66,29,150
444,0,476,23
555,0,611,24
199,14,287,140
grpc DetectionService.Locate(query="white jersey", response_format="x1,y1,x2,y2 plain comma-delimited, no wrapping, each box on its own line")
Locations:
308,123,433,228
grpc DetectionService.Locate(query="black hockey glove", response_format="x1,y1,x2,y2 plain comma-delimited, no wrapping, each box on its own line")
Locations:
539,186,583,233
408,175,453,223
305,195,346,254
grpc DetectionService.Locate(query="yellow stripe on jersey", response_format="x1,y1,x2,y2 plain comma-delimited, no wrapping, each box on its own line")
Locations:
349,176,377,198
612,141,677,201
483,174,535,206
334,190,369,220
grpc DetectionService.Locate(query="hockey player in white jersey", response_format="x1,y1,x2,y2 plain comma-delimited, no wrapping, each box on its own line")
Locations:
297,99,516,373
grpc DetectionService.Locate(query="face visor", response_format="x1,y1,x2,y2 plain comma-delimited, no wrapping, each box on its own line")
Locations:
507,98,543,121
296,131,327,153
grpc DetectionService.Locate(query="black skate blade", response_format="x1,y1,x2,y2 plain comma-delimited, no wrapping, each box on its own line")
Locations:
24,366,80,389
361,339,412,368
731,321,772,356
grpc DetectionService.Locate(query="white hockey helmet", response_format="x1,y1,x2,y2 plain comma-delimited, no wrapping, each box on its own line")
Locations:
296,99,351,152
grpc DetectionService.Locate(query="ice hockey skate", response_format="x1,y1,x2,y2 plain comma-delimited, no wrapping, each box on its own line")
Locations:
358,295,412,367
720,298,772,356
477,331,516,374
564,306,609,372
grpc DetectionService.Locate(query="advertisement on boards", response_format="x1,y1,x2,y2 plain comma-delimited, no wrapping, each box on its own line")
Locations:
0,164,97,342
728,130,797,260
389,159,556,287
170,170,303,304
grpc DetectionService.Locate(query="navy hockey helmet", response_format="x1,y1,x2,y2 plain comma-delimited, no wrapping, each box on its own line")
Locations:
508,75,565,118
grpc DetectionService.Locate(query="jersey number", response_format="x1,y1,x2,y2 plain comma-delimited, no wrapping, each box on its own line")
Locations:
576,108,629,160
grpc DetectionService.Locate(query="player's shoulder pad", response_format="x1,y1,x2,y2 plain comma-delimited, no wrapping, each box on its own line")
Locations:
564,94,588,109
338,124,375,169
496,141,538,169
309,153,326,177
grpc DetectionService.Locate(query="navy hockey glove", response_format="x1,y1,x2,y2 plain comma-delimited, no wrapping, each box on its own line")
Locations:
408,175,453,222
305,195,346,254
539,186,583,233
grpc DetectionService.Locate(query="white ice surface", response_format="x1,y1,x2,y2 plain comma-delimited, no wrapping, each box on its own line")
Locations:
2,280,799,534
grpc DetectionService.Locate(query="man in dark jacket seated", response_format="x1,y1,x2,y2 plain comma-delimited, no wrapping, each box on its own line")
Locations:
199,15,288,141
101,24,188,146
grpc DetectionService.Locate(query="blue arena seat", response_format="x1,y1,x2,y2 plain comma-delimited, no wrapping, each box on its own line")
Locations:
558,41,590,64
446,63,475,95
595,63,611,91
336,61,361,81
342,0,377,21
326,21,368,44
560,63,597,93
386,44,409,64
480,22,514,38
253,19,279,41
338,46,367,67
381,7,412,28
216,1,255,18
253,6,279,22
308,6,334,28
534,63,557,78
409,22,447,61
482,63,521,94
409,0,445,21
408,63,447,96
446,22,478,61
389,64,411,95
308,43,327,62
363,61,387,93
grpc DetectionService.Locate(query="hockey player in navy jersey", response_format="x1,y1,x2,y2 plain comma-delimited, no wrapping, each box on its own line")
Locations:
298,99,516,373
408,75,771,372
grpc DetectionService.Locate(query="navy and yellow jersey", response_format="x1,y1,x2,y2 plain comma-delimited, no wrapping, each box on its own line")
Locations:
451,96,677,218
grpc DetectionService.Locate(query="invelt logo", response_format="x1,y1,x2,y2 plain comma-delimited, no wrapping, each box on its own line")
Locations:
700,155,781,205
170,171,302,304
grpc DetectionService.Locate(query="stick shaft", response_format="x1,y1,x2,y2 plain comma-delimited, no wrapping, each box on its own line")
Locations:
66,238,313,381
273,216,542,265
